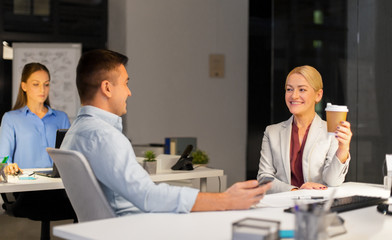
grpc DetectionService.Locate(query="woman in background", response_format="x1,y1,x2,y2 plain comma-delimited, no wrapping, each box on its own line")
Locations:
0,62,70,174
0,62,75,223
257,65,352,193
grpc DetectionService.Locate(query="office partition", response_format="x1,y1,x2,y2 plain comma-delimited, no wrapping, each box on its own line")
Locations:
247,0,392,184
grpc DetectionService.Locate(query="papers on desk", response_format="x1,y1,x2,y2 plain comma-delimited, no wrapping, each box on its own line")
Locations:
255,188,334,208
4,171,37,183
18,171,36,180
255,183,390,209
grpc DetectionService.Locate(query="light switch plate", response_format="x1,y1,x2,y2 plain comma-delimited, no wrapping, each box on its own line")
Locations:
209,54,225,78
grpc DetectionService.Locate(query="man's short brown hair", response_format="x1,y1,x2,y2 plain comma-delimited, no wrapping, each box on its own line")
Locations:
76,49,128,103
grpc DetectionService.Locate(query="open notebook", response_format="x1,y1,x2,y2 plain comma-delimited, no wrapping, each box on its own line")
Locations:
34,129,67,178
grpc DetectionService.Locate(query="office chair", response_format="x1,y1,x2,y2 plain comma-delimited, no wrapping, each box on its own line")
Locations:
1,189,76,240
1,128,77,240
46,148,116,222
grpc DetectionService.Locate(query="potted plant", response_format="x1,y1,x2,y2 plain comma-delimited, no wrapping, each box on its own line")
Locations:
191,149,209,167
143,150,157,174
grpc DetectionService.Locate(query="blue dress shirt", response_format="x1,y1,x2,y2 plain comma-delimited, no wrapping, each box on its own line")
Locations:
61,106,199,216
0,106,70,168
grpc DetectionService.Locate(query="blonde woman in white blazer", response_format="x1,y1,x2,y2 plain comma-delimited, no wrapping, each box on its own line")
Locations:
257,66,352,194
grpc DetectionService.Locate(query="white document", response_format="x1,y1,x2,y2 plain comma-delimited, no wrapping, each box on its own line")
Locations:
386,154,392,175
255,189,332,208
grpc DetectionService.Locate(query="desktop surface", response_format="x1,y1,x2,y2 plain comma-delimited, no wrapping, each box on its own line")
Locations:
0,167,224,193
0,168,64,193
53,182,392,240
149,167,223,182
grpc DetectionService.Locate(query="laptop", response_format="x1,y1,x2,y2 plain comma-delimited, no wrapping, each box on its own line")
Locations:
34,129,68,178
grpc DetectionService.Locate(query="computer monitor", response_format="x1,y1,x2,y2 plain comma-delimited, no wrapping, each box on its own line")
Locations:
55,129,68,148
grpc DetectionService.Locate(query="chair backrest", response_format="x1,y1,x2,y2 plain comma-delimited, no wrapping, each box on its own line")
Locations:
46,148,116,222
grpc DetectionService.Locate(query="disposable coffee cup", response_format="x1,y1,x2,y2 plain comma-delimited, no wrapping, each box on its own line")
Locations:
325,103,348,135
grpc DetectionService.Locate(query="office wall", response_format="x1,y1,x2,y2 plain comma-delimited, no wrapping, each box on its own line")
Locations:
247,0,392,184
108,0,128,133
109,1,249,185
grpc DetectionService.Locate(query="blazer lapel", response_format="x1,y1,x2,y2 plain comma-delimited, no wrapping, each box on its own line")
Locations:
302,114,323,181
280,116,293,182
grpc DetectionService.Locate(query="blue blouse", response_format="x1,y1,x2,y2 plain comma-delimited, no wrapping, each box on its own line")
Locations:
0,105,70,168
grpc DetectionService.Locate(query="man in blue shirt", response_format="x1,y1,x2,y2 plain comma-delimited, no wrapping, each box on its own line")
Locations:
61,49,271,215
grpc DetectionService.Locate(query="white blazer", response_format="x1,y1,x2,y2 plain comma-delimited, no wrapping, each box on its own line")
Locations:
257,114,350,194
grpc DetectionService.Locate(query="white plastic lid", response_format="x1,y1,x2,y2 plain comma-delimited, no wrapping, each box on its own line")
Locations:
325,103,349,112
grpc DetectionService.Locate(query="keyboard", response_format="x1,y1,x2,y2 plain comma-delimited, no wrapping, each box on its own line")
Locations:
284,195,387,213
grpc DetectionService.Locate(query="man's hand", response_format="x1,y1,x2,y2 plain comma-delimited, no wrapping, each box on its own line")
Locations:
222,180,272,210
191,180,272,212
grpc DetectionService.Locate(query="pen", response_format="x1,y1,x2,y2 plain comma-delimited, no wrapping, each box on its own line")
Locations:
292,196,325,200
1,156,9,164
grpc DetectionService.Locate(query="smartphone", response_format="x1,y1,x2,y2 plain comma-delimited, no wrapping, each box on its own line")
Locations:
259,176,274,186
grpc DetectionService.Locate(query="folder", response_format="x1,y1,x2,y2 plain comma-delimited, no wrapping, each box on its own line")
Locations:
164,137,197,155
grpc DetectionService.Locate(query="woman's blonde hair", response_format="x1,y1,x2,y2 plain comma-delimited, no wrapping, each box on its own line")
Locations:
285,65,323,91
12,63,51,110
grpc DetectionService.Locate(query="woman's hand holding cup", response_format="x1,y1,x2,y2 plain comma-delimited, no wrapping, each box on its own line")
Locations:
325,103,352,163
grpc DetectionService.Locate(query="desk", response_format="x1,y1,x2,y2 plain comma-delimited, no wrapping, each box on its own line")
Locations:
53,182,392,240
0,169,64,193
150,167,224,192
0,167,224,193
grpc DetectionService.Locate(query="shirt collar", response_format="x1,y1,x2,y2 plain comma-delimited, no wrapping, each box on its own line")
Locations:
77,105,123,131
22,105,55,117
